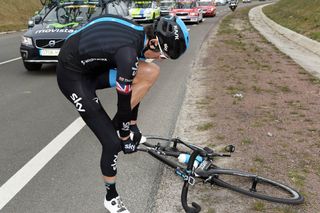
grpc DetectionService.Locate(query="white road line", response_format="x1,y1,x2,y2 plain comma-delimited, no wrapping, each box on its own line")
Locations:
0,117,86,210
0,57,22,66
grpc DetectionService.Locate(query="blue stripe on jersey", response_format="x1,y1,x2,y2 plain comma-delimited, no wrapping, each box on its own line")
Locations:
66,17,144,40
109,68,117,88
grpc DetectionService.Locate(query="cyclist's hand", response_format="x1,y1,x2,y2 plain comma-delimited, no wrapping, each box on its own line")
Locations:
120,132,142,154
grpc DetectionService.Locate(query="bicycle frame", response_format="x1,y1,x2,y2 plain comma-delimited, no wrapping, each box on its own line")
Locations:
138,136,303,212
138,136,231,213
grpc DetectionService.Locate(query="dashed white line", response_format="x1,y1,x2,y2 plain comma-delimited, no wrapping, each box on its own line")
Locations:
0,57,22,66
0,117,86,210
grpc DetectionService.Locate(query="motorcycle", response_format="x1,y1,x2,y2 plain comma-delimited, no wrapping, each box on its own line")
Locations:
229,1,238,11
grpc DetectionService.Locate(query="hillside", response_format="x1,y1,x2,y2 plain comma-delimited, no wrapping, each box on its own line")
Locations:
263,0,320,42
0,0,42,32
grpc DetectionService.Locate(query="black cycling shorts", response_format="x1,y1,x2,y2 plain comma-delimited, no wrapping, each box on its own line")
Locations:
56,63,121,177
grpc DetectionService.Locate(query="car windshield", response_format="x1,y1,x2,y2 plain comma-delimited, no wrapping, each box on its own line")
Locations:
175,2,194,9
132,2,152,8
198,2,212,6
43,4,102,24
160,2,174,7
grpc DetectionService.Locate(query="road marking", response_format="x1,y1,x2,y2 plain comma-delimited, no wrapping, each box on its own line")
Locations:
0,57,22,66
0,117,86,210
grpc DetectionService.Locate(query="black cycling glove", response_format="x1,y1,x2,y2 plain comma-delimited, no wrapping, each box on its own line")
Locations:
120,132,142,154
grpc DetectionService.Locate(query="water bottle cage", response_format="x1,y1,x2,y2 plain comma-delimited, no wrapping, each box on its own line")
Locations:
175,168,196,186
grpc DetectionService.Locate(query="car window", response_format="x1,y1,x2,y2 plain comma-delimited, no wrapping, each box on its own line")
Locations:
199,2,212,6
43,5,102,24
132,2,152,8
175,2,193,9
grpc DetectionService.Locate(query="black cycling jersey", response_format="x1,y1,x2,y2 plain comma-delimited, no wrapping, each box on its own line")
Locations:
57,15,148,176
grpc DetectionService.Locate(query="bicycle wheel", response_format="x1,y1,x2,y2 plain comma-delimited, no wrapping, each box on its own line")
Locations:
207,168,304,205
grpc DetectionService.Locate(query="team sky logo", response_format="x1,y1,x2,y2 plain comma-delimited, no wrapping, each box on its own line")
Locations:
70,93,85,112
121,122,130,131
111,155,118,171
131,57,139,77
116,82,132,94
124,143,136,151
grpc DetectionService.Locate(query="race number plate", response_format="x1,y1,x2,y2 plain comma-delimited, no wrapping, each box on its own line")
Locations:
39,48,60,56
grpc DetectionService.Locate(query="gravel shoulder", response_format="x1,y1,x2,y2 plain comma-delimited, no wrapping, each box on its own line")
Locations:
153,5,320,213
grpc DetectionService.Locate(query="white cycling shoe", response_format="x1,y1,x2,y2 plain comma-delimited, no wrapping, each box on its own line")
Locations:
104,196,130,213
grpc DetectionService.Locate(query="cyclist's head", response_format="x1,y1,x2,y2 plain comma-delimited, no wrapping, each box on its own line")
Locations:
154,16,190,59
143,16,189,60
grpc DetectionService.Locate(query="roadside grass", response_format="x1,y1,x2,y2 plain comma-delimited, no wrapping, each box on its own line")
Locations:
288,170,306,188
241,137,253,145
0,0,41,32
196,122,214,131
251,201,265,211
263,0,320,42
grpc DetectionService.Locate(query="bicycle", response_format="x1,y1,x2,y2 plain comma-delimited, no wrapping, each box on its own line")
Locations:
138,136,304,213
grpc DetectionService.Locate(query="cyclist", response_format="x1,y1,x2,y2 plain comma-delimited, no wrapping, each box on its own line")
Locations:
56,14,189,213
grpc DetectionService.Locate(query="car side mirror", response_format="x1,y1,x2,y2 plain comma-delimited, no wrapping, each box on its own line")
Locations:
28,19,35,28
34,15,42,24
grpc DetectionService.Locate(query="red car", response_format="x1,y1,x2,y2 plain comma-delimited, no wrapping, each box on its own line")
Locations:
170,0,203,24
198,0,216,17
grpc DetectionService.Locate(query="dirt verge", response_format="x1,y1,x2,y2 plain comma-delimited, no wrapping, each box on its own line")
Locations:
153,6,320,213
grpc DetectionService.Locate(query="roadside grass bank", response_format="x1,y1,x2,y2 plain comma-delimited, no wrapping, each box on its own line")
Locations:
154,5,320,213
0,0,41,32
263,0,320,42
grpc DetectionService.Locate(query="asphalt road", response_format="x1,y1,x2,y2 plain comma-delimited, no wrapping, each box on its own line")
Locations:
0,5,244,213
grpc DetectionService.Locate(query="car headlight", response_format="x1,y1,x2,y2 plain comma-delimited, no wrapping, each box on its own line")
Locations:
190,12,198,16
21,36,33,46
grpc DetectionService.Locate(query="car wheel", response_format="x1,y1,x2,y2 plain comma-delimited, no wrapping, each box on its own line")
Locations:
23,62,42,71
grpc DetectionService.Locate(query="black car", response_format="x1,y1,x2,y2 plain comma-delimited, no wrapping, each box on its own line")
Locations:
20,0,105,71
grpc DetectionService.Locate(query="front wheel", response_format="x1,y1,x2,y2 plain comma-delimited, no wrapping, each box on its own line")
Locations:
207,169,304,205
23,62,42,71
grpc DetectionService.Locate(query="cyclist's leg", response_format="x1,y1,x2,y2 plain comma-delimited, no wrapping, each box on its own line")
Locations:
57,65,121,180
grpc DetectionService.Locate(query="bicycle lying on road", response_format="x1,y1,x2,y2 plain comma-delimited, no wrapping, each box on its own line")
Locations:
138,136,304,213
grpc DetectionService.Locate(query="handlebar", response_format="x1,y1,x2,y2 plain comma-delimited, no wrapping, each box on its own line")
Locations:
181,150,201,213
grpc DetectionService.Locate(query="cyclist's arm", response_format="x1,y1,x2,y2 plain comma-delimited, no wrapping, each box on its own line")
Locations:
114,46,139,138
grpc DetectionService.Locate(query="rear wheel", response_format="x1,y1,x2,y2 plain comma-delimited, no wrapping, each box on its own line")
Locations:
207,169,304,204
23,62,42,71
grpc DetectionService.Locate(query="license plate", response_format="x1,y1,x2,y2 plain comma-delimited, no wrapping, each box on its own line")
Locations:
191,18,198,22
39,48,60,56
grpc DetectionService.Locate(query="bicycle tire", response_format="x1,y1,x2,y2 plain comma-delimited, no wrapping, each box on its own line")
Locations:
207,168,304,204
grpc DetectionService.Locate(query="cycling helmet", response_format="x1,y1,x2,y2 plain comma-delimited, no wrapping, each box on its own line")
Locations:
154,16,190,59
